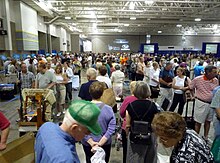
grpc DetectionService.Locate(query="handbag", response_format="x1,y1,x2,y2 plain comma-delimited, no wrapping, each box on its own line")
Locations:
151,85,160,93
130,102,152,144
183,77,194,102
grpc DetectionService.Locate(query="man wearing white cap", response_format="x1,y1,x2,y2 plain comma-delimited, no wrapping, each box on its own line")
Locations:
35,100,102,163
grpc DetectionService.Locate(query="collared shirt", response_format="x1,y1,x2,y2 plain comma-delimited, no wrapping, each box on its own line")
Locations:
78,80,97,101
20,71,35,89
35,122,80,163
171,129,213,163
189,75,218,102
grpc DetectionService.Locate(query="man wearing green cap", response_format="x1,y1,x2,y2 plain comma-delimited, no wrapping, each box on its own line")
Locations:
35,100,102,163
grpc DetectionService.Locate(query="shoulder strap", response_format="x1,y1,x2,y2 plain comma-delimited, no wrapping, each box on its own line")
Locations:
130,101,153,120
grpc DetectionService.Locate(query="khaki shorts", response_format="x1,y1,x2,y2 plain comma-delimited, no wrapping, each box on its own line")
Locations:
56,89,66,105
194,99,214,123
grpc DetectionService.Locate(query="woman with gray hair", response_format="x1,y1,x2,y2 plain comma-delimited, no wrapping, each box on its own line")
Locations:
111,65,125,98
125,81,160,163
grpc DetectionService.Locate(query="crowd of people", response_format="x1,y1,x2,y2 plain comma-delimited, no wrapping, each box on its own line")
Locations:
0,51,220,162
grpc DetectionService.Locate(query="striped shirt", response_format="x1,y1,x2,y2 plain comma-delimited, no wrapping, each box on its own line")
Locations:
189,75,218,102
20,71,35,89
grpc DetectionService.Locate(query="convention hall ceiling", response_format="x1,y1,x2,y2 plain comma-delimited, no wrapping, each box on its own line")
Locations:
25,0,220,36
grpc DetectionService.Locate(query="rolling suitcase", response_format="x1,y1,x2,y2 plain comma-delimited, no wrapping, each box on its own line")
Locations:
185,99,195,130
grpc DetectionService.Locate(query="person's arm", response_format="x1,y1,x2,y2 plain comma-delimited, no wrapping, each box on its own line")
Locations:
86,137,98,147
125,110,131,136
35,75,39,88
98,110,116,146
216,108,220,119
120,99,128,118
159,78,172,87
0,127,9,150
0,113,10,151
47,82,56,89
136,63,144,74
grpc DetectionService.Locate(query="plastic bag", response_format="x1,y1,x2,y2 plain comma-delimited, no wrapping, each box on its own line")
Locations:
90,147,106,163
157,153,170,163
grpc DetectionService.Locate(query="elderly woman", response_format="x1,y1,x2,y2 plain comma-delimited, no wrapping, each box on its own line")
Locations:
111,65,125,98
119,81,137,163
152,111,214,163
81,81,116,163
96,65,112,88
126,81,160,163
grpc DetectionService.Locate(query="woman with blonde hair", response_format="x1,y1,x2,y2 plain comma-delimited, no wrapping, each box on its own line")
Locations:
152,111,213,162
169,67,191,115
55,64,68,116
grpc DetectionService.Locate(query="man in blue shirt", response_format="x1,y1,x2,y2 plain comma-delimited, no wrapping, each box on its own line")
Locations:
194,61,204,77
35,100,102,163
159,61,174,110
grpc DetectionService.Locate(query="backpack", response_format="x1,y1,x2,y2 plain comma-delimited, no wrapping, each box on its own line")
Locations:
129,102,152,145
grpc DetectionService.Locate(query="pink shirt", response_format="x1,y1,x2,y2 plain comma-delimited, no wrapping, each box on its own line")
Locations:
189,75,219,102
120,96,137,130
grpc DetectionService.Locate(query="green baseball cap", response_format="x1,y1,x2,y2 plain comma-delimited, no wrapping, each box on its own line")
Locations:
68,100,102,136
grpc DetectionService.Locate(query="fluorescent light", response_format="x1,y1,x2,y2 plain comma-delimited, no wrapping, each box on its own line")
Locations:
92,23,97,29
118,30,122,32
135,10,144,13
65,16,71,20
124,24,129,27
130,17,136,20
213,24,218,29
176,24,182,27
195,18,201,22
145,0,154,5
129,2,135,10
158,31,162,34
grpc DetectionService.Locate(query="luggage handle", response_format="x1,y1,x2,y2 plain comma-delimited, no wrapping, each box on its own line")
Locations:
185,98,195,118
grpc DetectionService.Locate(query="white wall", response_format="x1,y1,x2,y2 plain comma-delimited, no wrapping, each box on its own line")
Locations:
20,2,38,35
60,27,67,51
37,15,46,33
9,0,15,22
0,0,3,19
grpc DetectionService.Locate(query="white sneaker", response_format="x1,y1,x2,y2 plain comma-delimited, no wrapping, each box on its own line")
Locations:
56,112,62,117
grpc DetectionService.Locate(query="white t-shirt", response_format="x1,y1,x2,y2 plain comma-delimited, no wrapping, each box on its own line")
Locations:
173,76,186,94
96,76,112,88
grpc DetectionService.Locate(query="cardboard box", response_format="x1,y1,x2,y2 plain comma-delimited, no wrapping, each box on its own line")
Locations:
0,132,35,163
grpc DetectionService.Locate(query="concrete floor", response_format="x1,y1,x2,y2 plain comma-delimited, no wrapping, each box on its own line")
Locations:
0,69,215,162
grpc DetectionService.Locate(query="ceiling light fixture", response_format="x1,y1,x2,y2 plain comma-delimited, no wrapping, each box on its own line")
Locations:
65,16,71,20
124,24,129,27
145,0,154,5
213,24,218,29
118,29,122,32
130,17,136,20
135,10,144,13
176,24,182,27
129,2,135,10
158,31,162,34
194,18,201,22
